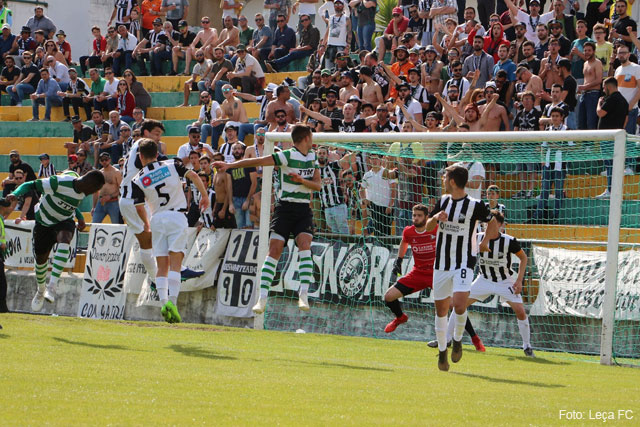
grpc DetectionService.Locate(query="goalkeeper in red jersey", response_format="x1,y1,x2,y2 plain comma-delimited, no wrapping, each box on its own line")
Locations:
384,204,437,332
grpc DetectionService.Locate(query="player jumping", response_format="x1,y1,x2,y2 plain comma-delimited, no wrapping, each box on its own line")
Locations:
213,124,321,314
426,165,497,371
131,138,210,323
8,170,105,311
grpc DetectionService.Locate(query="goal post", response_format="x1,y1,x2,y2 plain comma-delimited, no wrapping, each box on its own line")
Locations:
256,129,637,365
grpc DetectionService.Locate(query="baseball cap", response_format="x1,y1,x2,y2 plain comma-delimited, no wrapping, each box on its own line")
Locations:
266,82,278,92
99,152,111,159
340,70,352,79
548,19,563,28
394,45,408,53
336,51,348,59
425,45,437,54
529,0,540,4
348,95,361,102
358,66,372,76
68,154,78,162
514,21,526,28
225,122,239,130
9,149,18,155
38,153,49,160
409,47,420,55
21,26,31,33
71,115,82,123
236,44,246,51
376,104,388,111
396,82,410,90
408,67,420,75
179,20,189,27
326,89,338,96
334,0,344,4
153,18,163,25
189,126,201,134
1,24,10,31
392,6,403,15
485,81,497,89
56,30,66,37
321,68,331,76
402,33,413,42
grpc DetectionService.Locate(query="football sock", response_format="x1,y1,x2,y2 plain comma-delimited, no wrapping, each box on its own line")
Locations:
518,317,531,349
259,256,278,298
446,312,455,342
453,310,468,342
298,250,312,295
168,271,181,305
49,243,70,288
385,299,403,318
465,317,477,338
156,276,169,304
435,315,448,351
139,249,157,282
35,262,48,293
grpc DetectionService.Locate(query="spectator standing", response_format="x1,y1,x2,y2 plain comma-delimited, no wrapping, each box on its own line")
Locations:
25,6,56,39
597,77,629,199
180,49,212,106
161,0,189,29
265,0,292,31
512,91,541,200
141,0,165,40
80,27,107,76
6,51,38,106
611,0,637,51
577,41,603,131
360,154,397,237
228,142,257,228
92,153,123,224
323,0,351,69
113,25,138,77
108,0,139,31
558,58,578,130
613,44,640,136
548,19,571,57
265,13,319,71
390,152,423,235
169,20,196,75
122,69,151,112
0,56,19,104
59,68,91,121
570,20,594,84
462,35,495,89
28,68,61,122
593,23,613,74
351,0,376,52
1,24,16,59
248,13,273,61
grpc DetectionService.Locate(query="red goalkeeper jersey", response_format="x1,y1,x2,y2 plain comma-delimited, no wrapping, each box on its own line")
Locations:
402,225,437,272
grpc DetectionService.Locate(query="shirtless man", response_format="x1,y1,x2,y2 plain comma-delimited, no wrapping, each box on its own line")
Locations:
92,152,123,224
211,151,236,229
339,72,359,104
268,109,292,133
516,66,543,108
358,66,384,108
421,45,443,95
435,92,498,132
539,38,564,99
577,41,603,130
265,85,296,127
220,83,249,125
208,16,240,56
184,16,218,73
478,83,509,132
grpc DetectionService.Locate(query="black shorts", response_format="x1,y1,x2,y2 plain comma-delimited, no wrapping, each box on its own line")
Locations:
393,282,418,296
270,201,314,243
33,219,76,257
212,203,237,229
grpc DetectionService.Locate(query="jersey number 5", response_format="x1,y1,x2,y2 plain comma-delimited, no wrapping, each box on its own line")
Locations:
155,183,170,207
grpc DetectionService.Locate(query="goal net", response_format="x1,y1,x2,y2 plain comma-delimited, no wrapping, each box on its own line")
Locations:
256,129,640,366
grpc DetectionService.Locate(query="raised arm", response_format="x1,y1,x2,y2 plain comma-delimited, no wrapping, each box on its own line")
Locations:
435,92,465,124
213,154,276,171
299,105,332,126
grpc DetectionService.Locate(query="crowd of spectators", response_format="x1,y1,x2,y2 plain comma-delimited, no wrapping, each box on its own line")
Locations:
0,0,639,233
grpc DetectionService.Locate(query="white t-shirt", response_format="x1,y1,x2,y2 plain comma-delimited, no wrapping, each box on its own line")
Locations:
614,62,640,105
298,1,318,16
515,10,549,44
198,100,221,122
236,53,265,78
193,59,213,78
177,141,215,162
394,98,422,125
318,1,350,20
361,167,396,207
542,124,573,171
223,0,237,18
455,161,485,200
104,78,120,95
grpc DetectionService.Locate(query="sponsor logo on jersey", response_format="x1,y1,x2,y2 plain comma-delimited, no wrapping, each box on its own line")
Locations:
141,166,170,187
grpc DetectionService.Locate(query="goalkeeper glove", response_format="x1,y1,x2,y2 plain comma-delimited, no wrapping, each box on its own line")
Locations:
391,257,403,276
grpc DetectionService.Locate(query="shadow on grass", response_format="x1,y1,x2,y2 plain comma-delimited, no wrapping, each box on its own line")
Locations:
0,333,7,339
451,372,566,388
168,344,237,360
491,352,571,365
52,337,137,351
281,359,394,372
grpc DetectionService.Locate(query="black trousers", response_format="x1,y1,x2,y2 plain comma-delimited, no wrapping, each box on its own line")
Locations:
586,2,609,37
63,96,92,120
79,55,102,76
367,202,392,237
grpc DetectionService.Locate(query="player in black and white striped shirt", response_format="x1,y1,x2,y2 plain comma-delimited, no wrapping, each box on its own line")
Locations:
426,164,498,371
466,212,534,357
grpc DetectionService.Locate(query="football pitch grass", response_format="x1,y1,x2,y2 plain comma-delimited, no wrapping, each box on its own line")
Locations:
1,314,638,426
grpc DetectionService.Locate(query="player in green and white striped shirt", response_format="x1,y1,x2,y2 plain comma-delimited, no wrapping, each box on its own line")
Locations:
8,170,105,312
213,124,321,313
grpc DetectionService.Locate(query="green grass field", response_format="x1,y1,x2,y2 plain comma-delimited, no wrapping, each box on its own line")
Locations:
1,314,638,426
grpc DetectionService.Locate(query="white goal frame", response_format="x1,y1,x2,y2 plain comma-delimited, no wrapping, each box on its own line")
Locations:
258,129,627,365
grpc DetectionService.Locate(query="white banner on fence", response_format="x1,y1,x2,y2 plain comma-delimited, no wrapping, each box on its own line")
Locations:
3,220,77,268
530,247,640,320
215,231,500,318
181,228,230,292
78,224,134,319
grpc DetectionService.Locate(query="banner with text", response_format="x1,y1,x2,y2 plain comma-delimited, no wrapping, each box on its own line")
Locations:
4,220,77,268
78,224,135,319
531,247,640,320
216,231,499,318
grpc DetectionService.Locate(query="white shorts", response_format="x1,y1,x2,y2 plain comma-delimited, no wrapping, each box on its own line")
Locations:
119,199,146,235
469,276,523,304
432,268,473,301
150,210,189,257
